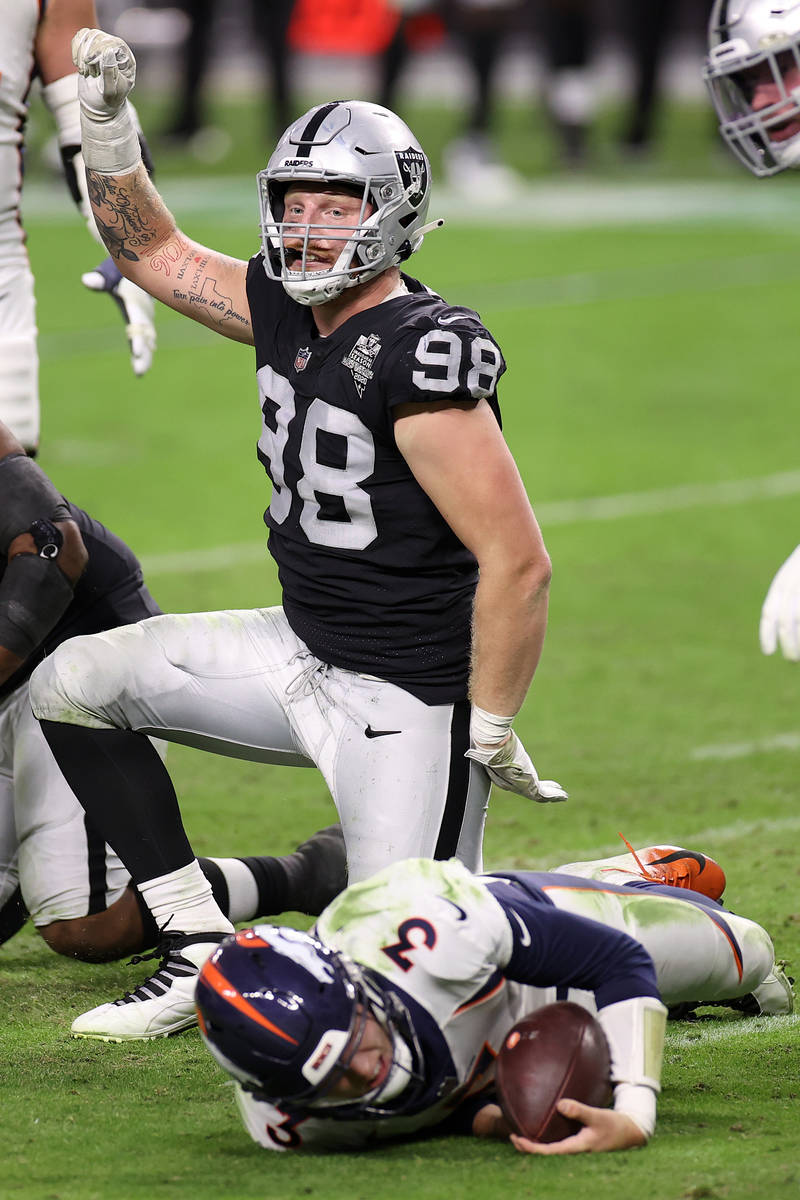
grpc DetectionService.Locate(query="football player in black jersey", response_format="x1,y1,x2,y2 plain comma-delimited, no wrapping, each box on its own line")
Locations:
0,418,346,962
30,29,566,1041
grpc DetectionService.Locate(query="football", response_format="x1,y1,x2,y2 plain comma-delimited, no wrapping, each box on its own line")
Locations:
495,1002,613,1143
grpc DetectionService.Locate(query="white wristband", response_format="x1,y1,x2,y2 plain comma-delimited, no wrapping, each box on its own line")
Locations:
41,74,82,146
597,996,666,1089
470,705,516,748
612,1083,657,1140
80,100,141,176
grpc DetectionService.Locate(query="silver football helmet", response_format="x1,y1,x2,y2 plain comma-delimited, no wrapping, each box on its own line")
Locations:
257,100,442,305
705,0,800,175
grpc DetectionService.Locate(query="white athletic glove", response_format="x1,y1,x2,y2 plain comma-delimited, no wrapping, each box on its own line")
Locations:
465,706,567,803
759,544,800,660
71,29,141,175
82,257,156,376
72,27,135,117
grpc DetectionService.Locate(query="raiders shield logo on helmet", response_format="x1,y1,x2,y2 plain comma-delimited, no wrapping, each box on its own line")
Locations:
396,148,428,209
294,346,312,372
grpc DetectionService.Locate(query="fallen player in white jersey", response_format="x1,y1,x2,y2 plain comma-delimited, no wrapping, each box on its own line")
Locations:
195,845,792,1155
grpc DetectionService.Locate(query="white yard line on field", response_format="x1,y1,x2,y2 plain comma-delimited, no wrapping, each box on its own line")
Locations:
686,813,800,844
21,176,800,228
691,733,800,761
139,468,800,576
547,816,800,865
667,1012,799,1047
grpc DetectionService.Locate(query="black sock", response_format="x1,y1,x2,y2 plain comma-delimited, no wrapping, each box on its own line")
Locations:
238,854,292,915
197,856,232,913
40,721,195,883
0,886,28,945
196,826,347,921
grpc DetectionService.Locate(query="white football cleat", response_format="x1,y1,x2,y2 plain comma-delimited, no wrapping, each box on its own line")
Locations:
740,963,795,1016
71,931,229,1042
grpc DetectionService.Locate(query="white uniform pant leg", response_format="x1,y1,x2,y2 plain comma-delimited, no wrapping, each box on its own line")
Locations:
29,607,315,763
30,608,490,883
0,693,20,911
0,261,39,451
292,668,490,883
542,883,776,1006
2,683,131,924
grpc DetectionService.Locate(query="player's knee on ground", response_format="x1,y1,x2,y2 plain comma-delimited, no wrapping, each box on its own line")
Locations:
37,887,147,962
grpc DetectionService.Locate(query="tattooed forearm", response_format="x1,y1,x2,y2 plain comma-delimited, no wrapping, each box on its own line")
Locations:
172,273,250,331
85,166,253,343
86,168,174,264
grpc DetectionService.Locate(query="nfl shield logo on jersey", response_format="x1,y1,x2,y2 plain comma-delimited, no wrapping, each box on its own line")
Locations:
342,334,382,397
294,346,312,372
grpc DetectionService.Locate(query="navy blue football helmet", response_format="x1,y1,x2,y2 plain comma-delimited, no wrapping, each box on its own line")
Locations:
195,925,426,1118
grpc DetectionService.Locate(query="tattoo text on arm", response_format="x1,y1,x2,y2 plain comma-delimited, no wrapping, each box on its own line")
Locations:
86,170,161,262
86,169,250,334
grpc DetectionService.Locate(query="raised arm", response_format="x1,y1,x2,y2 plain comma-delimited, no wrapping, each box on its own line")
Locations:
71,28,253,344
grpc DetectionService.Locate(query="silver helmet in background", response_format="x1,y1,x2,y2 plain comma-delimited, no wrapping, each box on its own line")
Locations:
705,0,800,175
258,100,441,305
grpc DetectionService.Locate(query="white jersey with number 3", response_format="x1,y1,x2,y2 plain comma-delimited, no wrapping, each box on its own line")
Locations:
233,857,777,1152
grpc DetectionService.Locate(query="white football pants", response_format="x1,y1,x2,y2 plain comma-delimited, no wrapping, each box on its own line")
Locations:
0,261,39,452
542,871,776,1006
30,607,491,883
0,681,130,925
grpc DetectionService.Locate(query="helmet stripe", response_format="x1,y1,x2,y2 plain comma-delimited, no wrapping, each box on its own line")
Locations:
200,959,300,1044
296,101,341,157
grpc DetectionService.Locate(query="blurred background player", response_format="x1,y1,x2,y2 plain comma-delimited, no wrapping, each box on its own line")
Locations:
0,415,346,962
0,0,156,455
376,0,524,196
161,0,296,149
194,846,790,1154
31,29,564,1042
704,0,800,661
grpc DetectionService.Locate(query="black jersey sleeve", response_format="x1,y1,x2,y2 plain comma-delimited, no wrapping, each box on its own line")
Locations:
486,880,661,1010
381,302,506,420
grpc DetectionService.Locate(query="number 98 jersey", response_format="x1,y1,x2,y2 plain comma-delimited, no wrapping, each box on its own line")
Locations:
246,259,507,704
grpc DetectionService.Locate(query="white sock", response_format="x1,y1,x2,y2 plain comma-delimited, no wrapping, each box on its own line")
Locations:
203,857,260,922
139,861,234,936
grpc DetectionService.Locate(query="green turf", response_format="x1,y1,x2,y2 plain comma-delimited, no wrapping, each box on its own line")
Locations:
3,98,800,1198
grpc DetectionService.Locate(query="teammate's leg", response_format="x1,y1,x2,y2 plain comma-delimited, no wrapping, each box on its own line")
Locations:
555,839,726,900
0,262,40,453
0,696,23,939
29,607,317,1038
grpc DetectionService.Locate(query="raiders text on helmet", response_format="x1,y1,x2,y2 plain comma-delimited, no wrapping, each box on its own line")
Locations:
704,0,800,174
257,100,442,305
